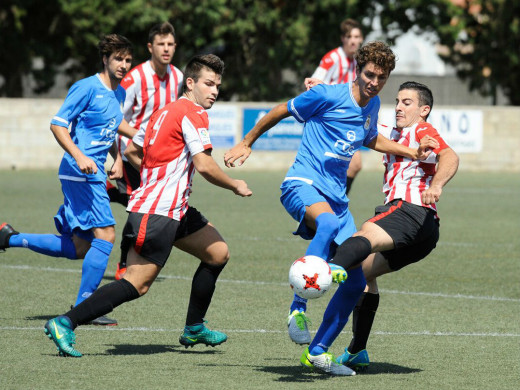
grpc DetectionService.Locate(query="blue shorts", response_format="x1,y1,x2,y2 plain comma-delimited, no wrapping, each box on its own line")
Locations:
280,180,356,245
54,178,116,241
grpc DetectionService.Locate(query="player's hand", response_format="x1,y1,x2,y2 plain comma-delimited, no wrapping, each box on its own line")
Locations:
304,77,324,90
233,179,253,197
76,155,98,175
108,160,123,180
329,263,348,283
421,185,442,204
224,141,251,168
416,135,439,160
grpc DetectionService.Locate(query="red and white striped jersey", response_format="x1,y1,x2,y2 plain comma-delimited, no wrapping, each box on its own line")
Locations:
378,122,449,212
116,60,183,158
127,97,212,220
311,46,357,85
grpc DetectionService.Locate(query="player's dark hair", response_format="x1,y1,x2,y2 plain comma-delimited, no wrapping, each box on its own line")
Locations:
399,81,434,116
340,18,363,38
98,34,133,68
148,21,176,44
182,54,225,93
355,41,395,76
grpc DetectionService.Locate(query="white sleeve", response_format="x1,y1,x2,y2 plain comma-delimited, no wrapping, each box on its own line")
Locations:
132,126,146,147
182,115,212,156
311,67,328,81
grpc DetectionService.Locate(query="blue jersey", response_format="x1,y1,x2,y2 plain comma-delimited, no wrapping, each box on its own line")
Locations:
285,82,379,204
51,74,126,182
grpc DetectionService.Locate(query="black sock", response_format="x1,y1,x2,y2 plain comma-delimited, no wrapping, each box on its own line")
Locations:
64,279,139,329
185,262,226,326
346,176,355,196
348,292,380,353
331,236,372,270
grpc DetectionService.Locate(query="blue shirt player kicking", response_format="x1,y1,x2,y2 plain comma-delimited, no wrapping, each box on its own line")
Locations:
0,34,136,326
224,41,438,375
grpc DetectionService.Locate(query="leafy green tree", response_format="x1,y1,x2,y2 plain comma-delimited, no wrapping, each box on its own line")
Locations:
1,0,518,104
0,0,70,97
370,0,520,105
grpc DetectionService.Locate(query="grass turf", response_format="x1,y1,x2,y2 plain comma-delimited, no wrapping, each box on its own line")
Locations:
0,169,518,389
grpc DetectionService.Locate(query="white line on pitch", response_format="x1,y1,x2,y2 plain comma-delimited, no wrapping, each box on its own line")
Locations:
0,326,519,338
1,263,519,302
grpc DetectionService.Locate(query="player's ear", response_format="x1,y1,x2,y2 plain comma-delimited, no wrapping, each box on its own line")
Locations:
147,42,153,55
421,105,431,119
185,77,195,92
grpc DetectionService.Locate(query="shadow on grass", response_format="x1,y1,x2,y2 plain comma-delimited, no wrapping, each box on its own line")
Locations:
26,314,60,321
102,343,224,356
256,361,422,382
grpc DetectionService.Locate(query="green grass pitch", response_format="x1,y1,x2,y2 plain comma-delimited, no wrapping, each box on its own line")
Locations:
0,168,518,390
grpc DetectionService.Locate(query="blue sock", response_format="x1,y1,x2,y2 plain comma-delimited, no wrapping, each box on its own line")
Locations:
309,266,366,355
290,293,308,313
74,238,113,306
305,213,340,259
9,233,77,259
290,213,340,313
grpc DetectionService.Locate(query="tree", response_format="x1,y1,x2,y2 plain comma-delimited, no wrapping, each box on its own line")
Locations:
370,0,520,105
0,0,71,97
2,0,518,104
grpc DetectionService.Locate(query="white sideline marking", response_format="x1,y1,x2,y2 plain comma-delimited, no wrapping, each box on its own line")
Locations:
1,263,519,303
1,326,519,338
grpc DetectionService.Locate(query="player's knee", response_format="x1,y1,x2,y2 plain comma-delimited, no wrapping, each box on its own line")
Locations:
204,242,229,267
315,213,340,241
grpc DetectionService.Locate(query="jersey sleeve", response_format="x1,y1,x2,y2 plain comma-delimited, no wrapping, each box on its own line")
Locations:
51,80,91,128
132,127,146,147
415,123,449,153
121,72,137,122
287,84,329,123
182,110,212,156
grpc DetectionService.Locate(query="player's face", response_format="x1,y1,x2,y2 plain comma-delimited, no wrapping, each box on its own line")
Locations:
341,28,364,57
105,51,132,82
395,89,430,128
189,69,221,109
148,33,176,66
356,62,389,102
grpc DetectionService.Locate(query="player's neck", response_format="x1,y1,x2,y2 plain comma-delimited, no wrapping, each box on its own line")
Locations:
351,81,370,107
98,71,119,90
150,58,168,78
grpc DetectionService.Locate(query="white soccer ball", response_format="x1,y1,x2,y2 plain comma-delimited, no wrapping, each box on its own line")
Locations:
288,255,332,299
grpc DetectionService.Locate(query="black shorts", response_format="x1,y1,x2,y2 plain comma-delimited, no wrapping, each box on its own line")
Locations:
116,161,141,196
368,199,439,271
120,206,208,267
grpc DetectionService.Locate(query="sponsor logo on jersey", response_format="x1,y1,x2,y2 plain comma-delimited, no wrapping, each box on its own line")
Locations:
364,115,371,130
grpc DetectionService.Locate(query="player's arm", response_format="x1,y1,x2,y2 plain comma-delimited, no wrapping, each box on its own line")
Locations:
50,124,97,174
224,103,290,168
421,147,459,205
107,144,123,180
367,133,439,160
124,141,143,171
117,119,138,139
193,150,252,197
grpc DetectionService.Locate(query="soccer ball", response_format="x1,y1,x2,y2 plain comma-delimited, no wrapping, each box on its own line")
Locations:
288,255,332,299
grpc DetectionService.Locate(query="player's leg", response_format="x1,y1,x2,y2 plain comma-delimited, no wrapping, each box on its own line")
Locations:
174,212,229,348
300,264,365,376
44,248,155,357
114,161,141,280
346,150,362,196
337,253,390,370
44,211,175,357
1,219,78,259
